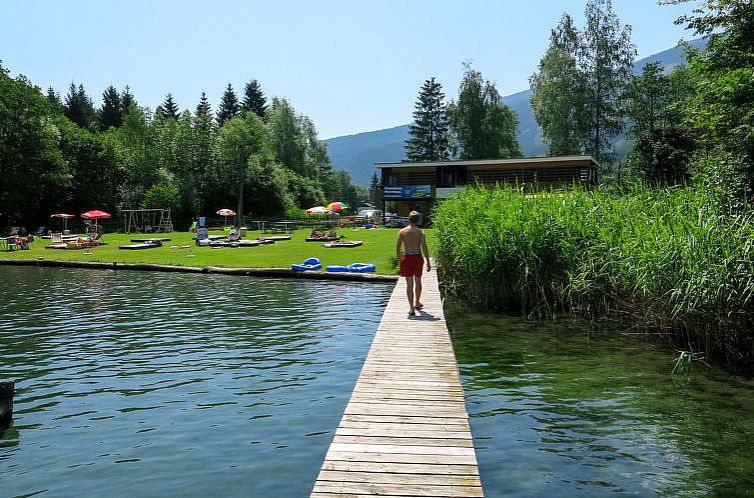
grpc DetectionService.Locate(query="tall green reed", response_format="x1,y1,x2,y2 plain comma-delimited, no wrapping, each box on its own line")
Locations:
434,183,754,365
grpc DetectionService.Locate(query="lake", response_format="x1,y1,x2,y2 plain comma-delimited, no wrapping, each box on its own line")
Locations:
4,266,754,497
0,266,391,498
446,300,754,497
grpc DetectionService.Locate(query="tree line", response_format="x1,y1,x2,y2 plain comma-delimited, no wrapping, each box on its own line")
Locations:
405,0,753,200
0,72,369,231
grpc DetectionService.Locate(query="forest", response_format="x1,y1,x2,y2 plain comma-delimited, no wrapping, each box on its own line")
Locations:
0,73,370,231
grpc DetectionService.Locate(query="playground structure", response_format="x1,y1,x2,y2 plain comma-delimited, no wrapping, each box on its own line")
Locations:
122,209,174,234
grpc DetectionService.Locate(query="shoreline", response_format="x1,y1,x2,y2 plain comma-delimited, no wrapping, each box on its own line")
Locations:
0,259,398,283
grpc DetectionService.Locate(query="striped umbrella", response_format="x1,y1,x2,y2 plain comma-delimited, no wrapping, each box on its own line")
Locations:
326,201,349,211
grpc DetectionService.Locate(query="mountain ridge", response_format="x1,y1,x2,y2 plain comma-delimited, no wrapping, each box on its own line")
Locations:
326,38,707,186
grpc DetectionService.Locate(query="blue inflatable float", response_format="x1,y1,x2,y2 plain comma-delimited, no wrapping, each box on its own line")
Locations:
291,257,322,272
325,263,376,273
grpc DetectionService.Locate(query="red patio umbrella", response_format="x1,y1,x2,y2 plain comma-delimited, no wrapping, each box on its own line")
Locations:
50,213,75,231
81,210,112,232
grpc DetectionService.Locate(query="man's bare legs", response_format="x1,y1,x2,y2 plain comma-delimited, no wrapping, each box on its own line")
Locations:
414,278,423,310
405,276,416,315
405,276,424,316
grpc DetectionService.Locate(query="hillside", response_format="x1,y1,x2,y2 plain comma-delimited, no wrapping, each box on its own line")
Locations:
326,38,707,186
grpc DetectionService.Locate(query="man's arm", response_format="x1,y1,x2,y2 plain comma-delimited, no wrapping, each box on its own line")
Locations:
395,231,404,259
421,232,431,271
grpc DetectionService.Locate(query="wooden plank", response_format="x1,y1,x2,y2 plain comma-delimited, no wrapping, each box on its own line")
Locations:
311,270,483,497
311,482,483,497
332,435,474,448
312,495,450,498
335,427,473,439
338,421,471,432
340,414,471,426
343,404,468,418
350,394,465,403
317,470,482,486
327,442,476,456
323,451,478,465
321,460,480,475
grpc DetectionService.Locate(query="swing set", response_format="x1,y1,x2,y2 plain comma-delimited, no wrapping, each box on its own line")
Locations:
122,208,174,234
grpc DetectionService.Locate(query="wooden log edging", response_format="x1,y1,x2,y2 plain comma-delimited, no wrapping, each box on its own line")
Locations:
0,259,398,283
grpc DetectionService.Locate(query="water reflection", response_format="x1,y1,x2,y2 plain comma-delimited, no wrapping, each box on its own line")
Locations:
446,299,754,497
0,266,391,498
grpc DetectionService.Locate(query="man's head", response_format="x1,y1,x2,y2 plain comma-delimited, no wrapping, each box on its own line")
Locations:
408,211,420,224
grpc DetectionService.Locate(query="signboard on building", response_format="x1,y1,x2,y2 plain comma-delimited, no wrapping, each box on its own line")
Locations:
384,185,432,199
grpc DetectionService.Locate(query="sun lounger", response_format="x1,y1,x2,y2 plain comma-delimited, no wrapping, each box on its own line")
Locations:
322,240,363,248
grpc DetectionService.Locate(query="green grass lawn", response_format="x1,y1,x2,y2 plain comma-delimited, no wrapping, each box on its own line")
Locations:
2,228,436,275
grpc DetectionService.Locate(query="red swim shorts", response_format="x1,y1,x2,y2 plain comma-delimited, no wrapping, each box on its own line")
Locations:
400,254,424,277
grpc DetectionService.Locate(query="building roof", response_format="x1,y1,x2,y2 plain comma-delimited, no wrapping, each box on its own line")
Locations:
375,155,599,169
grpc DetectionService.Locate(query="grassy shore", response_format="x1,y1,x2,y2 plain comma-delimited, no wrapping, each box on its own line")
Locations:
0,227,433,276
434,183,754,366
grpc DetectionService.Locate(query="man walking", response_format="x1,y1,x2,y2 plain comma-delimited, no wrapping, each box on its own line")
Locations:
395,211,431,316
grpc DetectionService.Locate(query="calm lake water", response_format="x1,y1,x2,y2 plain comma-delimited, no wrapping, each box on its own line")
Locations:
0,267,391,498
4,267,754,497
445,300,754,497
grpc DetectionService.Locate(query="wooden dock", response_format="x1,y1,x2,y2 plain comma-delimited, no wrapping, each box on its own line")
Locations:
311,270,483,497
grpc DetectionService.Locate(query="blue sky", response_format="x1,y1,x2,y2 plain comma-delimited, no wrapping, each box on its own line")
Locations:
2,0,696,139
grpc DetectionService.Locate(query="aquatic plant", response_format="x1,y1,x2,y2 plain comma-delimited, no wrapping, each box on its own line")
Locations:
434,182,754,365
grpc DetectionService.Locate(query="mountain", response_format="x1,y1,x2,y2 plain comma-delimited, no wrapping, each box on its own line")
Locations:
326,38,707,186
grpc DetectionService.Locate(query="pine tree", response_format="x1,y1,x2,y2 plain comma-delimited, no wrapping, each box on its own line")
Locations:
64,82,96,129
405,77,450,162
162,93,180,119
241,79,267,118
46,86,63,113
216,83,240,126
121,85,135,112
195,91,212,117
99,85,122,130
194,91,216,212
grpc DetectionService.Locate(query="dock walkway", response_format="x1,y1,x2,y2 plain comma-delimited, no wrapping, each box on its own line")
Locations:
311,270,483,497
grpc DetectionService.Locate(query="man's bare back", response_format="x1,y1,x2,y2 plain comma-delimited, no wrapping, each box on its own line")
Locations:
397,225,426,254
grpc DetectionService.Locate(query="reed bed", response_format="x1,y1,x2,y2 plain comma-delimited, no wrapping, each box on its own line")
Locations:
434,183,754,365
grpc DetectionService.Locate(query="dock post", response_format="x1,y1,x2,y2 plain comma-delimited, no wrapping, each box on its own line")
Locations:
0,380,15,429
